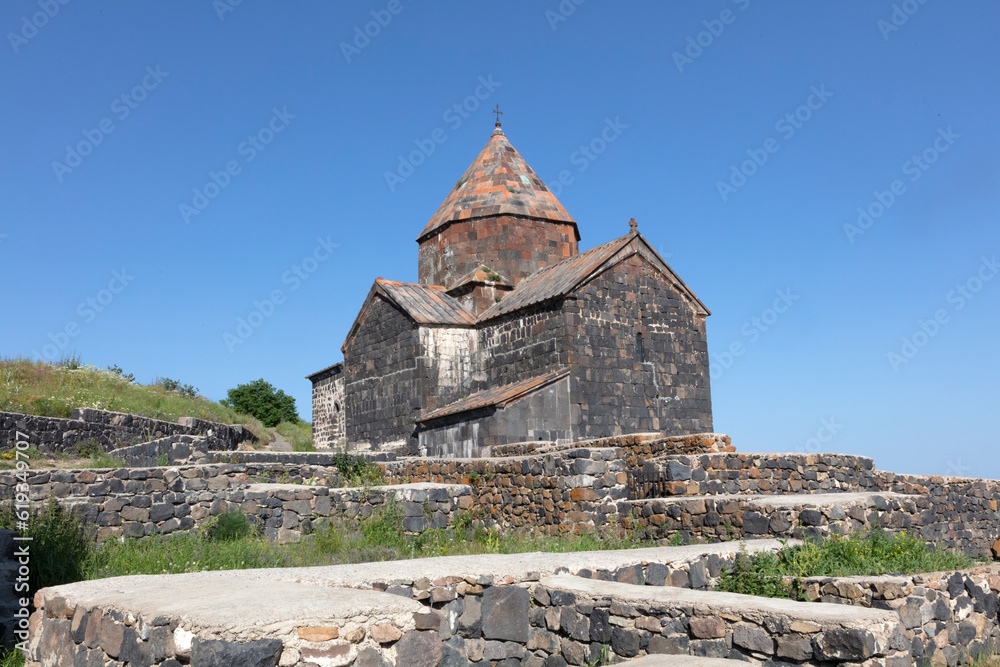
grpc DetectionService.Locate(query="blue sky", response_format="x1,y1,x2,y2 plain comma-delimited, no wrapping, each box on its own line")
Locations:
2,2,998,478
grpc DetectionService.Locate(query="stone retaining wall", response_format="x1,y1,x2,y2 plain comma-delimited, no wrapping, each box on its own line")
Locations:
26,550,913,667
628,452,877,500
0,465,469,542
0,408,256,454
111,435,209,467
798,565,1000,666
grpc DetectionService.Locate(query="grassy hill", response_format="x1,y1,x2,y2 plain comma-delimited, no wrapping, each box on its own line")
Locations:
0,356,275,443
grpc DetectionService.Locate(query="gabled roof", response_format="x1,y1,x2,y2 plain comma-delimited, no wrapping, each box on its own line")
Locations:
417,125,577,242
447,265,514,293
342,278,474,352
417,369,570,423
375,279,475,326
477,231,710,321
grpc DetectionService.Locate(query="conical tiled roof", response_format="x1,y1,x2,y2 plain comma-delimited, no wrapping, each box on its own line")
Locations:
417,125,577,242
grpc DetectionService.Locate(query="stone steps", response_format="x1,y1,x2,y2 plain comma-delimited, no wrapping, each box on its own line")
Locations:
624,491,922,543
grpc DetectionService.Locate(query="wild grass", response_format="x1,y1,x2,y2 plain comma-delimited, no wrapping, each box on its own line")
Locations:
0,499,92,593
0,647,24,667
717,528,978,600
275,420,315,452
0,356,268,442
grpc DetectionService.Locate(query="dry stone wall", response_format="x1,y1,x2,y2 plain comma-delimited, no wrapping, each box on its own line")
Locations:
0,408,255,454
25,543,921,667
797,565,1000,666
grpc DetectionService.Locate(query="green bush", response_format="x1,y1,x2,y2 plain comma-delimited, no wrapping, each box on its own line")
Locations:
332,452,384,487
222,379,299,427
200,511,252,542
0,499,93,596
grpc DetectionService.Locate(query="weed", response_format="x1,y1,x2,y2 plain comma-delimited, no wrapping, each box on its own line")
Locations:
332,451,384,487
0,647,24,667
716,529,977,600
0,498,92,597
668,532,684,547
200,511,253,542
156,452,170,467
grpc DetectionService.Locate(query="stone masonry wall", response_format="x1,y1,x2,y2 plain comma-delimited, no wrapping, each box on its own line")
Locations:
343,295,420,452
796,565,1000,666
309,364,345,449
629,452,879,500
416,376,575,458
0,461,469,543
0,408,255,454
569,252,713,440
417,214,579,289
26,559,912,667
475,301,569,390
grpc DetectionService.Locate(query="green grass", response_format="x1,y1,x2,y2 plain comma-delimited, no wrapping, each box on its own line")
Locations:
717,528,978,600
0,647,24,667
275,420,315,452
0,356,268,442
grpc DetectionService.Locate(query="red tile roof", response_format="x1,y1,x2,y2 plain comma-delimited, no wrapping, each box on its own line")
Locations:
417,126,577,242
477,232,710,321
417,369,570,423
477,235,633,321
376,279,475,326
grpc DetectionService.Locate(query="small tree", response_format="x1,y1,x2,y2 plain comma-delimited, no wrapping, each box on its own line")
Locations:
222,378,299,427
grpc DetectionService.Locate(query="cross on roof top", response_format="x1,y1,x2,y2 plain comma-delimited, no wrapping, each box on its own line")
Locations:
629,217,638,233
493,104,503,127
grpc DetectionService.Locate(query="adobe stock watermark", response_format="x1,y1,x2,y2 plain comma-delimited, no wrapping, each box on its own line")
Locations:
7,0,70,54
710,288,800,381
383,76,501,192
340,0,410,63
51,65,169,183
10,429,35,654
546,117,628,197
844,126,959,244
223,236,339,352
887,254,997,372
179,107,295,224
213,0,244,21
672,0,752,73
716,85,833,202
32,268,135,362
800,416,844,454
878,0,930,41
545,0,588,31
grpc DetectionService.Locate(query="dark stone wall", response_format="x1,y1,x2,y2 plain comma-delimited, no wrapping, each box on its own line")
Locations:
417,376,575,457
476,302,569,389
568,253,712,439
0,408,255,454
418,215,578,289
343,295,420,451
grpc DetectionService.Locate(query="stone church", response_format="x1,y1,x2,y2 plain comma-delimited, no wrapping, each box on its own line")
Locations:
307,119,713,457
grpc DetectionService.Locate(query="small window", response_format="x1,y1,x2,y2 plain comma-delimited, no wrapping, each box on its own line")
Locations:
334,401,341,413
636,332,643,363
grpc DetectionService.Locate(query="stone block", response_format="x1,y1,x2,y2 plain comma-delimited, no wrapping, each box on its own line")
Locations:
190,637,283,667
395,630,442,667
482,587,530,642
